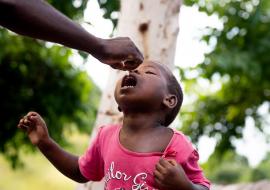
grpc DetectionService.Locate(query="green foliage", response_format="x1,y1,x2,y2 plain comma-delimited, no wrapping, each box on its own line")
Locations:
97,0,120,29
203,151,270,184
0,1,100,168
203,151,250,184
0,29,100,167
48,0,88,20
181,0,270,155
250,152,270,181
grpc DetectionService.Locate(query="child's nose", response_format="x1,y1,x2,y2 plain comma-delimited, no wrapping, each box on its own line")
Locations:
129,69,139,75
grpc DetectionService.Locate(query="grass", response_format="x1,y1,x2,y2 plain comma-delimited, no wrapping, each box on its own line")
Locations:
0,129,90,190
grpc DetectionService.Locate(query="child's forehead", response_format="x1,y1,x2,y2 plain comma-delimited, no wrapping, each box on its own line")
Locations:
140,60,160,67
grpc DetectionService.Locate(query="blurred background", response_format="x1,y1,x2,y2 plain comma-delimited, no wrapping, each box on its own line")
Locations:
0,0,269,189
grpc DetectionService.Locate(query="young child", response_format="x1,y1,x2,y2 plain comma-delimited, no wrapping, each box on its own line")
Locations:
18,60,210,190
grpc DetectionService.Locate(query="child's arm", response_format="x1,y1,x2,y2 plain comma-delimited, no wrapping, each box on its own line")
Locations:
17,111,88,183
154,158,208,190
0,0,143,70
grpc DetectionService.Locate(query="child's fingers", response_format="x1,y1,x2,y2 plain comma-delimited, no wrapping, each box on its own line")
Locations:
27,115,36,122
22,117,31,126
17,122,23,129
167,159,178,166
153,169,163,181
18,115,34,133
159,157,172,168
154,176,164,188
18,118,24,125
154,170,169,187
26,112,40,123
26,111,38,119
18,118,29,127
155,162,166,174
27,111,37,117
17,123,29,132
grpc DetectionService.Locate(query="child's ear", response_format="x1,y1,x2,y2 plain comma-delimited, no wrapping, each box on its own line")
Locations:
163,94,177,109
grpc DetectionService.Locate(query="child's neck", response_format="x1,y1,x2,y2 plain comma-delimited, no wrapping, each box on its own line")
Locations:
122,112,163,133
120,112,173,153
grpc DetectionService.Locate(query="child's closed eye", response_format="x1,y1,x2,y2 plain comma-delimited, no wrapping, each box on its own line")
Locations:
145,71,156,75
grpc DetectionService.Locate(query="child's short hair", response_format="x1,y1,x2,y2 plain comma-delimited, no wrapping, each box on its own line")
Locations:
157,63,183,126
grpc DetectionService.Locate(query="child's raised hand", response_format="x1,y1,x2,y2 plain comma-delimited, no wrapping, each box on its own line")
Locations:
17,111,49,146
154,158,193,190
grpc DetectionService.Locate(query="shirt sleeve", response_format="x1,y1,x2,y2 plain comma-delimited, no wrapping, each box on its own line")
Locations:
78,127,104,181
181,150,210,189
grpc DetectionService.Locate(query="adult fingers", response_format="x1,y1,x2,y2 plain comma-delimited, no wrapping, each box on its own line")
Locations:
109,60,139,71
110,61,125,70
124,37,144,64
115,37,143,69
123,59,141,71
133,46,144,64
123,45,144,70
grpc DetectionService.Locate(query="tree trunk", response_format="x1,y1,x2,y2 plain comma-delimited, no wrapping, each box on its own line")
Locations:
77,0,181,189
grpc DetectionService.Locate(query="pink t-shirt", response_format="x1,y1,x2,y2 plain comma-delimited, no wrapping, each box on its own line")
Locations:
79,125,210,190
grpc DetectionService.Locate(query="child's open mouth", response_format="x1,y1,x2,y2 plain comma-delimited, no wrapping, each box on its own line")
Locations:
121,74,137,89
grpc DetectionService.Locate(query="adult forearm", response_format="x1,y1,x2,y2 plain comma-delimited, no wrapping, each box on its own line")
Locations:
0,0,100,54
37,137,88,183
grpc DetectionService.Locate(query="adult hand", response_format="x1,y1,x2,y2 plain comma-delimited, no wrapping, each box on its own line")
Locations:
96,37,144,71
0,0,143,71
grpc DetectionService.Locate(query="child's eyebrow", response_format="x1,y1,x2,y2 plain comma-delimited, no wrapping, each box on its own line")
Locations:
143,65,158,70
144,65,164,75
